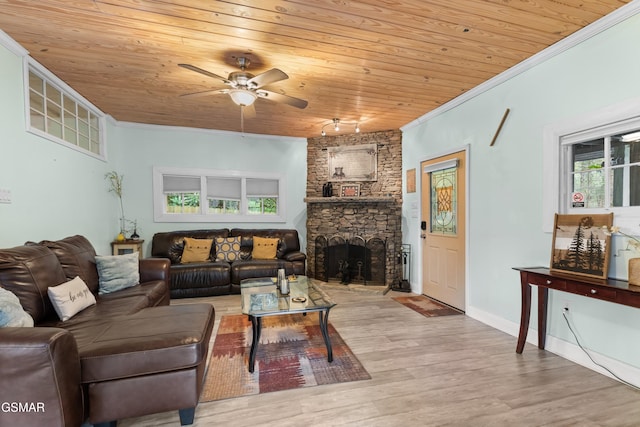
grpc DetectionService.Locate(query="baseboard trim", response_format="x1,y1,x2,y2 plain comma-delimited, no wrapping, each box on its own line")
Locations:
466,305,640,388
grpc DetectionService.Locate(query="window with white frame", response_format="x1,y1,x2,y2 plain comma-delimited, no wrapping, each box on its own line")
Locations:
561,127,640,213
544,101,640,232
26,61,104,159
153,167,285,223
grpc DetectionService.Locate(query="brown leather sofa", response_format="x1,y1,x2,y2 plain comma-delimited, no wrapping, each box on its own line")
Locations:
0,235,215,427
151,228,306,298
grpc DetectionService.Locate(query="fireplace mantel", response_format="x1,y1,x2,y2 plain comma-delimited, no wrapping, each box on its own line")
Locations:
305,196,395,204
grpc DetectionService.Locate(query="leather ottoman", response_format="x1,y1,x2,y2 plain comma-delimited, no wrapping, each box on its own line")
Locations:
79,304,215,426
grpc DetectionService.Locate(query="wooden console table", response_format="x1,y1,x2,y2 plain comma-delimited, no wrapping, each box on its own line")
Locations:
513,267,640,353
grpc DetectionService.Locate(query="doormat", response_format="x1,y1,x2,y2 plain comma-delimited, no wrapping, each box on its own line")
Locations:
200,314,371,402
392,295,464,317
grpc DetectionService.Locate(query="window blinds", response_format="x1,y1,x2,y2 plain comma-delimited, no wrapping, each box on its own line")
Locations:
246,178,278,196
206,177,241,199
162,175,200,193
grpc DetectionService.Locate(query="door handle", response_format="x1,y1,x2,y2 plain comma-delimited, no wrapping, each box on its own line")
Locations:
420,233,426,239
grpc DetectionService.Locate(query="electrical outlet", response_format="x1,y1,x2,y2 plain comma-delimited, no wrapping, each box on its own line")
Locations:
563,300,570,311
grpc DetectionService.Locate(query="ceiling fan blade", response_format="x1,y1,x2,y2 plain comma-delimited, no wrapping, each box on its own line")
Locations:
257,90,308,109
178,63,231,84
242,103,256,119
180,89,227,98
247,68,288,89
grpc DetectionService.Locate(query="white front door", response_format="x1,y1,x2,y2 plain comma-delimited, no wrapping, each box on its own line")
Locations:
420,150,466,310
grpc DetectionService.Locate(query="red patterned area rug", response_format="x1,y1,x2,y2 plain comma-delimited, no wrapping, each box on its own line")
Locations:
200,313,370,402
393,295,464,317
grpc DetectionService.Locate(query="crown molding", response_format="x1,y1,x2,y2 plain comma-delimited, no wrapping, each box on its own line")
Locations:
0,29,28,57
401,1,640,132
115,120,307,143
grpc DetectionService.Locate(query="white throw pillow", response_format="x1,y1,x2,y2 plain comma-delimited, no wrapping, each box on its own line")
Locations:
47,276,97,321
0,287,34,327
96,252,140,295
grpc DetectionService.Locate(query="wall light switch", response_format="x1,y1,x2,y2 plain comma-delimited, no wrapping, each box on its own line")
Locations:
0,188,12,204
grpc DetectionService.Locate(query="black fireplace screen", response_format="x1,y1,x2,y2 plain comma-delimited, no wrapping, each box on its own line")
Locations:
314,235,386,285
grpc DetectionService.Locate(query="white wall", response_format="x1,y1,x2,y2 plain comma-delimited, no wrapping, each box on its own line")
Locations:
402,10,640,379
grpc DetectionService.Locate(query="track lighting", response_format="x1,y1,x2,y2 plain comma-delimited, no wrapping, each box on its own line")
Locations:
320,118,361,136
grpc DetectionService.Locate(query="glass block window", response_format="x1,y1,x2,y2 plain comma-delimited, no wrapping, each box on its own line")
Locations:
27,63,104,158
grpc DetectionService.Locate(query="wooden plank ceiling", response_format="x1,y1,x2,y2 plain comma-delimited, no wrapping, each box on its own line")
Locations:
0,0,631,138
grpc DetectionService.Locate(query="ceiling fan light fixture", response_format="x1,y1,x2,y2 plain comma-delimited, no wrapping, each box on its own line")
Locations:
228,89,257,106
179,59,307,118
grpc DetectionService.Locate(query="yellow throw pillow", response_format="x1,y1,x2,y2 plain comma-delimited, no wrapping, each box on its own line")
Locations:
180,237,213,264
215,236,242,262
252,236,279,260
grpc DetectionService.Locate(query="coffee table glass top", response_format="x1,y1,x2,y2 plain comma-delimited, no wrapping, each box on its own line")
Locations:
241,275,335,316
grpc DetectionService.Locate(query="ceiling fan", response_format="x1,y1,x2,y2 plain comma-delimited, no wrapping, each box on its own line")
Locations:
178,57,308,119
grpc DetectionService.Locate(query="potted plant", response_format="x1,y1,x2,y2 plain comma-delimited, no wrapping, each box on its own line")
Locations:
105,171,127,241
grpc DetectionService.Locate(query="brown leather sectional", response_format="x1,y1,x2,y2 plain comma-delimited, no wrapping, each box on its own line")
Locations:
151,228,306,298
0,235,215,427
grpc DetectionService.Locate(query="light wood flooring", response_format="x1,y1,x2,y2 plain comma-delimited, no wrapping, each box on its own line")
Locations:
119,287,640,427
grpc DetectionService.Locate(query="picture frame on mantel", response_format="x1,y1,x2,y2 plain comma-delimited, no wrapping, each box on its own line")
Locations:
550,213,613,281
340,184,360,197
328,143,377,182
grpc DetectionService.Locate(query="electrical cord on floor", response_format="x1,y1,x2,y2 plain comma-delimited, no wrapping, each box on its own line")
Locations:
562,308,640,391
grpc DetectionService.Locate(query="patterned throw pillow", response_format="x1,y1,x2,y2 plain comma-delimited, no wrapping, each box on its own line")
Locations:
215,236,242,262
252,236,279,260
180,237,213,263
47,276,96,321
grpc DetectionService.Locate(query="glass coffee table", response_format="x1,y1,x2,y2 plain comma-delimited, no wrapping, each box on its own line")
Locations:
240,275,336,373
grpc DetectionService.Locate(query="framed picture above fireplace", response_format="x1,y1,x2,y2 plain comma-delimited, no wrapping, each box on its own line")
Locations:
327,143,377,181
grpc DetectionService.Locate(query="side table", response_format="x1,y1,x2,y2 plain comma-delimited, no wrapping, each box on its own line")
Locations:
111,239,144,257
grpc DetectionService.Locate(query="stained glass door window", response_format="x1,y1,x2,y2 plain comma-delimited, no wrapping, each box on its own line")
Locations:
430,166,457,234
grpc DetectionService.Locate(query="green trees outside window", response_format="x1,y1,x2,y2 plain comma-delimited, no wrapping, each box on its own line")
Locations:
166,192,200,213
248,197,277,215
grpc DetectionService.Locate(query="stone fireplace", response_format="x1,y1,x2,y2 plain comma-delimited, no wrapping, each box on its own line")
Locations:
314,218,389,286
305,130,403,287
